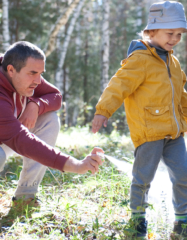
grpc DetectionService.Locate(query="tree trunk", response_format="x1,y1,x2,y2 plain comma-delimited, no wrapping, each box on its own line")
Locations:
75,21,81,56
123,5,127,59
44,0,81,57
62,65,69,127
55,25,65,91
55,0,85,126
2,0,10,51
101,0,110,92
55,0,85,93
83,35,88,125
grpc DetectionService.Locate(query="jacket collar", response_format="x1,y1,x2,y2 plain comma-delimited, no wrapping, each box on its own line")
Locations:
139,39,173,56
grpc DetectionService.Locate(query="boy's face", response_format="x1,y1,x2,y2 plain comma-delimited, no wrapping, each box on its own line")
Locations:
150,28,184,51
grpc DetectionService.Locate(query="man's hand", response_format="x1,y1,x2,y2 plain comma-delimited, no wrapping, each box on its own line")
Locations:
92,114,108,133
19,101,39,129
63,147,104,174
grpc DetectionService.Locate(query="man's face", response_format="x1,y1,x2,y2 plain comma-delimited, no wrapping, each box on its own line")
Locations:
9,57,45,97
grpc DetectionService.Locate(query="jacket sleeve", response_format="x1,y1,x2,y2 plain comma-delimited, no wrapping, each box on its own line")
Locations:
28,78,62,115
0,96,68,171
181,71,187,119
95,54,145,118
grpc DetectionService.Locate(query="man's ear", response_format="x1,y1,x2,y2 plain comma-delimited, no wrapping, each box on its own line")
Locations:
6,65,16,78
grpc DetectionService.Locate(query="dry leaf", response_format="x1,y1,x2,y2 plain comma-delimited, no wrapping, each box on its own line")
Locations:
148,233,156,239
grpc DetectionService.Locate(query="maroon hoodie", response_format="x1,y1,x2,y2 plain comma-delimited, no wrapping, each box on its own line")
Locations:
0,71,69,171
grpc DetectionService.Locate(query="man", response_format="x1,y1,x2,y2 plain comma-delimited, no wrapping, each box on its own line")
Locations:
0,41,103,206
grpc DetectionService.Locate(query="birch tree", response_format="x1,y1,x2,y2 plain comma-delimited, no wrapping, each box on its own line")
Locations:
55,0,86,125
44,0,81,57
55,0,86,92
101,0,110,92
2,0,10,51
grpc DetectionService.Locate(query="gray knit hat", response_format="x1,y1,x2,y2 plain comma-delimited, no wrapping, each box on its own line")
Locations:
144,1,187,31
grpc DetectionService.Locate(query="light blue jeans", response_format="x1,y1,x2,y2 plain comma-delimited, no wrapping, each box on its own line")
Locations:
0,111,60,199
130,136,187,215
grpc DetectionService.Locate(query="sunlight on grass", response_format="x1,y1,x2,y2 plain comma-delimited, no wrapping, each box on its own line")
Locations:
0,126,177,239
56,126,134,160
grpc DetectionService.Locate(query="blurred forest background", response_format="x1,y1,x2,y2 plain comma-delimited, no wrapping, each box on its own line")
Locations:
0,0,187,133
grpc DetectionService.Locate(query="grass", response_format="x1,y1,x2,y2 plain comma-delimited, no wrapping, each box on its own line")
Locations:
0,126,177,239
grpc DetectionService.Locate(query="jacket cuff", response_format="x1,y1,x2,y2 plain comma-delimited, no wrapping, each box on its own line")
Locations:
95,110,110,118
53,154,70,172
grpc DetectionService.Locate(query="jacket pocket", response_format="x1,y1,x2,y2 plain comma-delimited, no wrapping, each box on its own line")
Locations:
145,106,172,137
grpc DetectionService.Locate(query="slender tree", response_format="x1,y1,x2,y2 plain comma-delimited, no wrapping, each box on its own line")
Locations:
55,0,86,92
44,0,81,57
2,0,10,51
101,0,110,92
55,0,86,125
83,29,88,125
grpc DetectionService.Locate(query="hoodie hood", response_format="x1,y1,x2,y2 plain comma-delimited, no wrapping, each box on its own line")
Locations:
0,70,16,93
127,40,147,57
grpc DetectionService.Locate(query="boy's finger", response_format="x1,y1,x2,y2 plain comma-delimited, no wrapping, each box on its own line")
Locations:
103,119,108,127
92,120,99,133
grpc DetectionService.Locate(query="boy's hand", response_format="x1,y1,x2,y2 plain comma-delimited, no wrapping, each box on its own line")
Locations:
92,114,108,133
63,147,104,174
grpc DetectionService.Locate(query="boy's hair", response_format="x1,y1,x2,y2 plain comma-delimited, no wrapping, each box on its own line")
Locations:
1,41,46,72
141,30,151,40
141,29,158,40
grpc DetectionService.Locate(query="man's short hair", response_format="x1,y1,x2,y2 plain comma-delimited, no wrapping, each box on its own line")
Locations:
2,41,46,72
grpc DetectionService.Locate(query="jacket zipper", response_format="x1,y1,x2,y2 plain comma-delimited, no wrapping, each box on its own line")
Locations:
164,54,180,138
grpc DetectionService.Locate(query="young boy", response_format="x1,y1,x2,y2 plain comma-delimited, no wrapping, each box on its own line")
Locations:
92,1,187,238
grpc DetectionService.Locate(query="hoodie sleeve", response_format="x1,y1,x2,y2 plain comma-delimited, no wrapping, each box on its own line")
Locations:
95,54,145,118
28,78,62,115
0,95,68,171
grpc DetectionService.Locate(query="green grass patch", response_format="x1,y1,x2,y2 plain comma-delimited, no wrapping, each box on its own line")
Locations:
0,126,175,239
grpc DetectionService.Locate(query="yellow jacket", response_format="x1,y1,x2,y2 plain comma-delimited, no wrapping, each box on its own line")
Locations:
95,40,187,148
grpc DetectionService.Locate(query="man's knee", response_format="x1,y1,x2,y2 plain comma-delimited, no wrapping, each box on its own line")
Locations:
32,111,60,146
43,111,61,132
34,111,60,133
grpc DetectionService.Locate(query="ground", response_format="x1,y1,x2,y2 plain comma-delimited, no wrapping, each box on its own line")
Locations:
0,126,178,239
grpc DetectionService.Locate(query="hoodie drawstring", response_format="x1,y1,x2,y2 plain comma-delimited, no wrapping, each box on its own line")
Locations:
13,92,27,119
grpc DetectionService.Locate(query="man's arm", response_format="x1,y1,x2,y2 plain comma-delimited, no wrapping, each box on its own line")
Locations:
20,78,61,129
0,97,104,173
28,77,62,115
19,101,39,129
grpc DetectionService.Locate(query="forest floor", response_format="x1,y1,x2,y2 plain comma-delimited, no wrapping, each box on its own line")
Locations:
0,126,182,239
